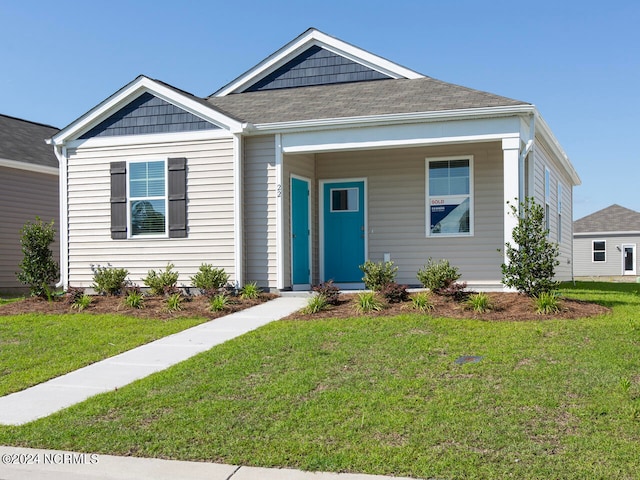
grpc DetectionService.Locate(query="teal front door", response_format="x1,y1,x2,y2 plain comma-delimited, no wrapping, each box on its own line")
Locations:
323,180,365,283
291,177,310,285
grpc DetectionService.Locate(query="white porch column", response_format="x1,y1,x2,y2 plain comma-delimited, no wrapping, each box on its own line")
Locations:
502,137,521,266
232,134,243,288
275,134,285,290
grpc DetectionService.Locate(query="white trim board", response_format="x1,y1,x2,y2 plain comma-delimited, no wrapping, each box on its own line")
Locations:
0,158,58,176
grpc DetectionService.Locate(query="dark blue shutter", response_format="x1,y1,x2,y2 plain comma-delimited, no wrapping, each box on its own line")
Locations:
168,157,187,238
110,161,127,239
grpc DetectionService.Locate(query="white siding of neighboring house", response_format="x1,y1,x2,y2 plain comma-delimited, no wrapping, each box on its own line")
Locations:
243,135,277,289
66,137,236,287
574,234,640,278
0,166,60,292
532,134,574,281
309,141,505,287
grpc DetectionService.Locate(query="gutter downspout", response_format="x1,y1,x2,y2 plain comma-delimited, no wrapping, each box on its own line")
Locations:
518,114,535,213
50,142,68,290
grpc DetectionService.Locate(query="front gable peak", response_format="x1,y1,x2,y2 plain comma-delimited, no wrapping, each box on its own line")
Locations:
212,28,424,97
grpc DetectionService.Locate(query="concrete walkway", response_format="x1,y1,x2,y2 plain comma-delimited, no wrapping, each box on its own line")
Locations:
0,296,309,425
0,446,417,480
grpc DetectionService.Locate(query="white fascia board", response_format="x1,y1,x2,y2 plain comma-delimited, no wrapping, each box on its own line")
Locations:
574,231,640,237
0,157,58,176
280,114,525,154
250,105,536,134
51,76,244,146
65,128,234,150
213,28,423,97
535,112,581,186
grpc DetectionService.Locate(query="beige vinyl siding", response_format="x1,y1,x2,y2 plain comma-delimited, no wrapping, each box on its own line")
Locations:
243,135,277,289
66,137,235,287
574,234,640,277
313,142,504,286
283,154,315,286
0,166,60,292
533,135,574,280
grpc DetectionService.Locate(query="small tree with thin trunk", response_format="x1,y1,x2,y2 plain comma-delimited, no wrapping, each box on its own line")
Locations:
16,217,59,297
501,197,559,297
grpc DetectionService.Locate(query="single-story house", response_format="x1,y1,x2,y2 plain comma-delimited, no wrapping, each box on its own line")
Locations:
48,28,580,291
0,114,60,293
573,204,640,280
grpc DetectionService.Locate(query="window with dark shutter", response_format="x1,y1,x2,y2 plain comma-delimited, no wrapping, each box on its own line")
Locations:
109,158,187,239
168,157,187,238
110,161,127,239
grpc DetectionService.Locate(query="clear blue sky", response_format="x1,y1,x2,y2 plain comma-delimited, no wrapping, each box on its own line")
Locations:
1,0,637,220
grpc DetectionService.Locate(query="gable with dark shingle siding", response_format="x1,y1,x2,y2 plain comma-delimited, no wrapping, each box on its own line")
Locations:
80,92,219,139
244,45,391,92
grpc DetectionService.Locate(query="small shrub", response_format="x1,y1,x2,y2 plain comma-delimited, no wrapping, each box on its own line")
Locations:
166,292,183,311
354,291,385,314
440,281,468,301
535,291,561,315
240,282,261,299
144,264,179,296
303,294,330,314
16,217,59,298
417,258,461,293
71,294,92,311
191,264,229,292
124,287,144,309
411,292,434,313
209,293,230,312
312,280,340,305
466,292,492,313
502,197,560,297
91,264,129,295
359,260,398,291
379,282,409,303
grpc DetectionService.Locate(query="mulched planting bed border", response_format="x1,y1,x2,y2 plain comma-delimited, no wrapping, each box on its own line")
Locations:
285,292,610,321
0,293,278,320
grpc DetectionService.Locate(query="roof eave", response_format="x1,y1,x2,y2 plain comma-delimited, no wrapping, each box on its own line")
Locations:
535,112,581,186
246,104,537,134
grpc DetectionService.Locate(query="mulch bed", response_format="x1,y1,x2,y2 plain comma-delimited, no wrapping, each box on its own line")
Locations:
0,293,278,321
1,291,609,322
284,292,610,321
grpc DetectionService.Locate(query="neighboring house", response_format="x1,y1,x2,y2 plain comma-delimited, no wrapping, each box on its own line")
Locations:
573,204,640,279
48,28,580,291
0,114,60,293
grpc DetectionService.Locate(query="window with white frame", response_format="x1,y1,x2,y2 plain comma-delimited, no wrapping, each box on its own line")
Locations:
557,183,563,242
128,160,167,236
593,240,606,262
544,167,551,234
426,156,473,236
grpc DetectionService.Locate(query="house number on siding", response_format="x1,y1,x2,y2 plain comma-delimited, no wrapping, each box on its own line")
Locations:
277,184,282,197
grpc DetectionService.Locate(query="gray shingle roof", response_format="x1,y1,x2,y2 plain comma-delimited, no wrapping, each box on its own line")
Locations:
206,77,529,125
574,204,640,233
0,114,59,168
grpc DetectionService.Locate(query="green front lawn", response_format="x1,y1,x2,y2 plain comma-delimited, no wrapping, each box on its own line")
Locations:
0,313,208,396
1,282,639,479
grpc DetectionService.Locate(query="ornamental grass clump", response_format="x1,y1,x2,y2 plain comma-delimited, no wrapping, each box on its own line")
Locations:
535,291,561,315
303,294,330,314
209,293,230,312
240,282,261,300
123,287,145,309
411,291,434,313
354,291,385,314
466,292,492,313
